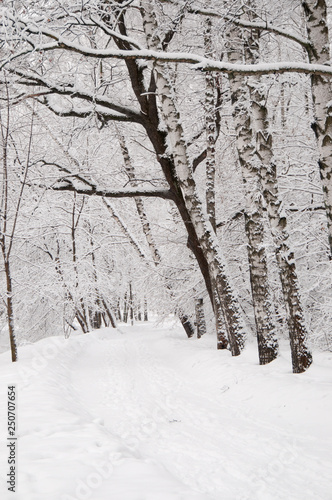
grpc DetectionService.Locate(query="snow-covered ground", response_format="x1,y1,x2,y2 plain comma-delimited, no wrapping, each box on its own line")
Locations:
0,321,331,500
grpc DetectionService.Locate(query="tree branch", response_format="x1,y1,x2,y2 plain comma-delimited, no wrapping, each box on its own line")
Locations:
52,182,175,200
3,42,329,77
4,68,143,123
0,9,322,78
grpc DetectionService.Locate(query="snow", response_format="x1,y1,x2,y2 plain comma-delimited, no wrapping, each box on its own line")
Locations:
0,321,331,500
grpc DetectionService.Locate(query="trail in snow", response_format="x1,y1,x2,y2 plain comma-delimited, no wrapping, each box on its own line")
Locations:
0,322,331,500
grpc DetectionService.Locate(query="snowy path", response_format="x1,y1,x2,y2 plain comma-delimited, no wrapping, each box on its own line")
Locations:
0,322,332,499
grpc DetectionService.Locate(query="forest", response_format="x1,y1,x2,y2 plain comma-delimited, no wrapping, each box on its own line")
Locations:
1,0,332,374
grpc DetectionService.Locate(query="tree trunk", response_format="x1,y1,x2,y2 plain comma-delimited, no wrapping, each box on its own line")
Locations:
117,130,161,264
116,297,122,322
0,101,18,361
144,297,148,322
195,298,207,339
260,161,313,373
123,291,128,323
203,17,228,350
4,258,17,362
89,225,104,330
303,0,332,257
101,297,117,328
141,1,246,356
214,289,228,349
129,282,134,326
179,313,195,338
236,6,312,372
226,20,279,364
204,17,217,233
137,300,142,321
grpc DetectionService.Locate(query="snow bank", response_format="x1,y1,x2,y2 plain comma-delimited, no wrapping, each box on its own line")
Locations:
0,323,331,500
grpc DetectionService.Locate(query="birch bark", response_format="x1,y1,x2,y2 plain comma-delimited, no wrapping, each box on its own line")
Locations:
204,17,217,233
229,5,312,372
204,15,228,350
117,130,162,265
226,22,279,364
141,1,246,355
195,298,207,338
303,0,332,257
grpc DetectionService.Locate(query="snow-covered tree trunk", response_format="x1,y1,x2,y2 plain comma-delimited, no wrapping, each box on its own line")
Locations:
195,298,207,338
70,195,90,333
0,96,21,362
117,131,161,265
238,9,312,372
0,143,17,360
204,16,228,349
141,1,246,356
178,313,195,338
144,298,148,322
3,258,17,362
204,17,216,233
259,157,313,372
129,282,134,326
303,0,332,257
226,23,279,365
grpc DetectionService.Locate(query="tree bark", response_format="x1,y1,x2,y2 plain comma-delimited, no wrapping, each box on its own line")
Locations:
260,160,313,372
144,297,148,322
123,291,128,323
226,20,279,365
0,101,18,361
195,298,207,339
303,0,332,257
117,130,162,265
204,17,217,233
235,5,312,372
141,1,246,356
129,282,134,326
179,313,195,338
4,258,17,362
204,17,228,350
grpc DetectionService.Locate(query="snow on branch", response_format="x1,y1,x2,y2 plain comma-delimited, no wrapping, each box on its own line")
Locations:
39,160,175,201
3,37,330,77
52,182,175,201
5,68,143,123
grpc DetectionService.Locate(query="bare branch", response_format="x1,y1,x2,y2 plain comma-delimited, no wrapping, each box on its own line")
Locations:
4,68,143,123
52,182,175,200
3,42,329,77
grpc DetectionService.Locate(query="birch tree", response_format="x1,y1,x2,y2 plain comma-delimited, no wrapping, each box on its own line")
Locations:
141,1,246,354
302,0,332,257
203,15,228,349
225,2,312,372
225,17,279,365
